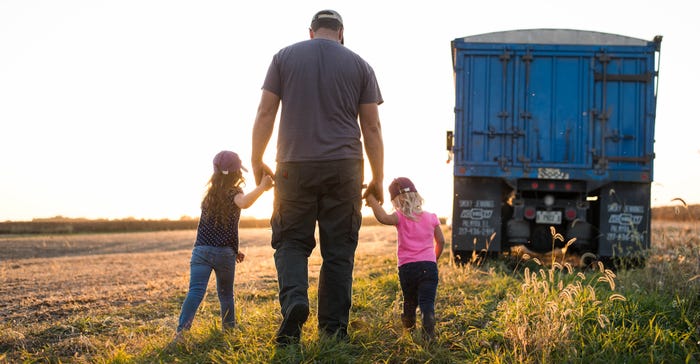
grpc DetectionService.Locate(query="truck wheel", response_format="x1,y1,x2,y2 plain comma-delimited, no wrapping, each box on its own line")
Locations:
580,252,598,268
506,219,529,244
567,221,593,254
600,256,646,271
453,250,476,265
528,225,553,253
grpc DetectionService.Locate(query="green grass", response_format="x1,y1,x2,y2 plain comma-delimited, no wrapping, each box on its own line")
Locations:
1,223,699,363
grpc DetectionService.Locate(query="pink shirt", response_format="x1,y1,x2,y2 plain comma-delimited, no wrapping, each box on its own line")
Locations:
395,210,440,266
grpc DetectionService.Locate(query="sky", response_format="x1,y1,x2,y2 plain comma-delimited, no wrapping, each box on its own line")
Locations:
1,0,699,222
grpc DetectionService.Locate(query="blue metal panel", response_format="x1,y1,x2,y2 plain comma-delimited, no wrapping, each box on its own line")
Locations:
452,30,659,190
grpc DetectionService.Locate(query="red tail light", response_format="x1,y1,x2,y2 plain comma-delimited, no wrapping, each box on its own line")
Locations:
565,208,577,221
524,206,536,219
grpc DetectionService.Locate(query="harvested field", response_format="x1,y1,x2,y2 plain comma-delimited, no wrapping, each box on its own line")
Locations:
0,227,398,325
1,222,697,363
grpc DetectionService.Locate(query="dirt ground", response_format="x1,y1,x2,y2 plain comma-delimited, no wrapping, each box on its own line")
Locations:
0,226,398,324
2,221,690,325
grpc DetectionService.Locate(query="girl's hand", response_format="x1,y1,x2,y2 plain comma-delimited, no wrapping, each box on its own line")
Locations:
260,174,274,191
236,252,246,263
365,193,377,206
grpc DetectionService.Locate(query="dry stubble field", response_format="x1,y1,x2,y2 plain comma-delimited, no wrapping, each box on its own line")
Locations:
0,226,398,327
1,221,698,362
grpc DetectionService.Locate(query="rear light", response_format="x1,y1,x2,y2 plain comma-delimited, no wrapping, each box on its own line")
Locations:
565,183,572,191
524,206,536,219
544,194,555,206
565,208,577,221
531,182,539,189
548,182,555,190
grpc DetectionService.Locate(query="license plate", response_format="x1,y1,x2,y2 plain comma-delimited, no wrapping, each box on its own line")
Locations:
536,210,562,224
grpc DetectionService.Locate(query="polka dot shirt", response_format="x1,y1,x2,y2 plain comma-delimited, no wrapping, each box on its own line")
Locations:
194,188,242,252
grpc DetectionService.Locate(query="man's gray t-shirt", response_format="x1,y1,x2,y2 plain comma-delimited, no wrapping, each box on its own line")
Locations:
262,38,383,163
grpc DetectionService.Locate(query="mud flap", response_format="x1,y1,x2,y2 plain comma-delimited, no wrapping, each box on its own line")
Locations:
451,177,504,255
596,182,651,258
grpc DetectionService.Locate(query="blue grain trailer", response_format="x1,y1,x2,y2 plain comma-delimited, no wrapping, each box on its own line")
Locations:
447,29,661,265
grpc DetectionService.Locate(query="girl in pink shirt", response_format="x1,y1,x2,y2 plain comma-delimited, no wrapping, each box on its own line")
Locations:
365,177,445,340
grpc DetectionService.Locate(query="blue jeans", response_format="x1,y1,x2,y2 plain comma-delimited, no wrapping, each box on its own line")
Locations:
177,245,236,332
398,261,438,320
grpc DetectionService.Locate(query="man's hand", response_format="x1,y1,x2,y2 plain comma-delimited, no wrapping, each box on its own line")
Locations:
252,161,274,185
259,174,274,190
363,179,384,205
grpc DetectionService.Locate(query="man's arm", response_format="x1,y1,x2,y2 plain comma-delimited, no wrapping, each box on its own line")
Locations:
251,89,280,184
359,102,384,204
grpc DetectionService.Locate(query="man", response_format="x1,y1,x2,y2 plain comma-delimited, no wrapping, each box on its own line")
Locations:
251,9,384,345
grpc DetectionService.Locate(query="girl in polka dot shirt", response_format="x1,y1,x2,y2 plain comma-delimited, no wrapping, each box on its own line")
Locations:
174,150,273,340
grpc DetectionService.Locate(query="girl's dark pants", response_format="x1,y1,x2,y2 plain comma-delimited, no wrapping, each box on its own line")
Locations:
398,261,438,332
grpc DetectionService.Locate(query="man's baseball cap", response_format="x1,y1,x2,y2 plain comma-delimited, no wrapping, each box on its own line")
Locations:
389,177,418,201
311,9,343,27
213,150,248,175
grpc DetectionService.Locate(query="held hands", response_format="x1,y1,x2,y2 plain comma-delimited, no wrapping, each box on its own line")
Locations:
365,193,379,207
364,184,397,226
259,174,274,191
252,161,274,186
235,161,273,210
362,180,384,205
236,252,245,263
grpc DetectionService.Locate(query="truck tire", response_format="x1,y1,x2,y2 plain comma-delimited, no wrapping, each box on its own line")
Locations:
567,221,593,254
453,250,476,265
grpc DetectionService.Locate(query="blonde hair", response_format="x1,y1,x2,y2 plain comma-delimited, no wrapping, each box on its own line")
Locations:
391,191,424,220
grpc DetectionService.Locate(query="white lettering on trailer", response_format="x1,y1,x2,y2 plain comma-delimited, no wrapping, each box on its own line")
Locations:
605,203,646,243
537,168,569,179
461,220,482,227
460,208,493,220
606,232,640,242
608,213,643,225
456,199,497,237
458,200,473,208
625,205,645,214
607,203,621,212
458,226,495,236
476,200,495,208
610,224,635,233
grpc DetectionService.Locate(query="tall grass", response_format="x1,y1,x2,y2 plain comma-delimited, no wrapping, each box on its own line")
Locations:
1,223,698,363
